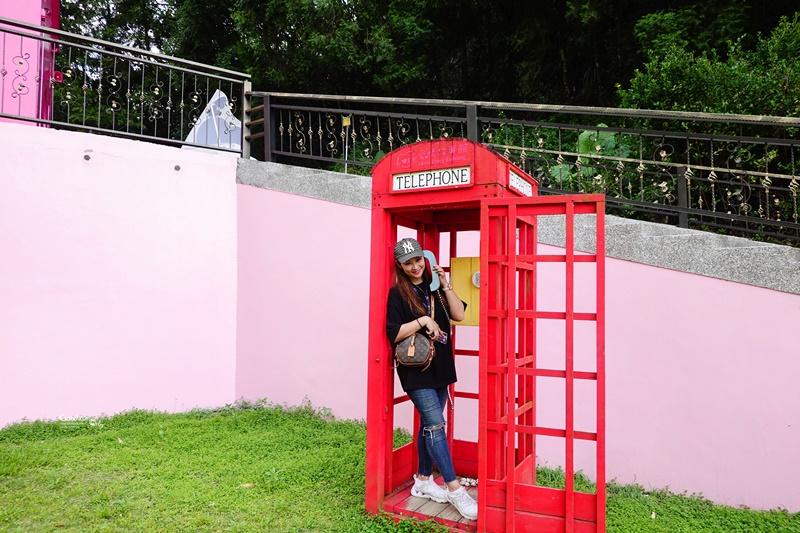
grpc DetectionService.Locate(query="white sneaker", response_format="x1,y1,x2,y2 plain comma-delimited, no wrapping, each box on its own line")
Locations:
410,474,448,503
447,486,478,520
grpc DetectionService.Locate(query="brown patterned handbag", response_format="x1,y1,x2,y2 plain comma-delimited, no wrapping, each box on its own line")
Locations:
394,332,435,371
394,296,436,371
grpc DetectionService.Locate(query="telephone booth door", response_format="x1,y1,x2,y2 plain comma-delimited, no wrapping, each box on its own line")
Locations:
366,139,605,533
479,195,605,533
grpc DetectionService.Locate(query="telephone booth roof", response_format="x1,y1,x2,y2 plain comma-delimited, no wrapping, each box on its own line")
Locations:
372,138,539,215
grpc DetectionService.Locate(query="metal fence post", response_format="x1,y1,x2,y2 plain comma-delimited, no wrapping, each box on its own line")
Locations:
466,104,478,142
241,80,252,159
264,94,274,162
677,165,689,228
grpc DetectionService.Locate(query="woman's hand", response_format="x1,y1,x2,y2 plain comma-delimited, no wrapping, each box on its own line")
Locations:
432,264,449,288
420,316,440,340
394,315,439,344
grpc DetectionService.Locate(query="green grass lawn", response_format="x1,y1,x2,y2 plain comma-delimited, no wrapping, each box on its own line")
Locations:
1,402,797,532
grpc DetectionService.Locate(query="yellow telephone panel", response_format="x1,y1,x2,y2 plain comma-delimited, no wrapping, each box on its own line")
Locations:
450,257,480,326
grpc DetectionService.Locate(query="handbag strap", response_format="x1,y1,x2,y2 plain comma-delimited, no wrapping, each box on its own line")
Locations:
435,289,455,409
435,290,451,336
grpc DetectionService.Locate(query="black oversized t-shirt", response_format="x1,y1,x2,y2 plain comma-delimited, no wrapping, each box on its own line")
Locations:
385,285,465,392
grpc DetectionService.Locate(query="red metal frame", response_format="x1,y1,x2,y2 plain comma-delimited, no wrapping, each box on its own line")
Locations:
478,195,605,533
367,139,605,533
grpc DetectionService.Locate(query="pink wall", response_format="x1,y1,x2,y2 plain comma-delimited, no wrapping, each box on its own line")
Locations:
236,188,800,510
603,260,800,511
2,119,797,511
0,0,40,25
523,243,800,511
0,122,238,425
235,185,371,420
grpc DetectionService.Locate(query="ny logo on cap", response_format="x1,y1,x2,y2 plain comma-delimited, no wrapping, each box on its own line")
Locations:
402,241,415,254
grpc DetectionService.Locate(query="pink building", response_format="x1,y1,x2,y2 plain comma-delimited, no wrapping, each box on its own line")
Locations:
0,0,59,123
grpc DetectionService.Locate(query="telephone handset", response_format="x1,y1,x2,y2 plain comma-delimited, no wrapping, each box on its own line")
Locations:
423,250,440,291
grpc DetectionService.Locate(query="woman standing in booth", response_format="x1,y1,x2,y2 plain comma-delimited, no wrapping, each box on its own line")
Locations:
385,237,478,521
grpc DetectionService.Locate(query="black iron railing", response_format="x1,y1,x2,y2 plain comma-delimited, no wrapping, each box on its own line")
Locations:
247,92,800,244
0,16,251,156
2,14,797,245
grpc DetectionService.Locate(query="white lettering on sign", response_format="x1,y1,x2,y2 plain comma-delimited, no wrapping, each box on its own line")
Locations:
392,166,471,192
509,169,533,197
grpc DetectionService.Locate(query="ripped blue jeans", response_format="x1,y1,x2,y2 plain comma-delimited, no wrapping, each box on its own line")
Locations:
406,386,456,483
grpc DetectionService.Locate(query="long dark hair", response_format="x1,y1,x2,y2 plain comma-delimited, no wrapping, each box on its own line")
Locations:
393,259,432,317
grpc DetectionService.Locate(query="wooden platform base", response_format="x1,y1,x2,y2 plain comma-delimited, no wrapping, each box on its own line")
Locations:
381,477,479,532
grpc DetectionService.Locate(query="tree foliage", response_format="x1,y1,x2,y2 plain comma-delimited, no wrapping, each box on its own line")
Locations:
632,1,749,60
60,0,178,51
620,13,800,117
219,0,434,95
57,0,800,109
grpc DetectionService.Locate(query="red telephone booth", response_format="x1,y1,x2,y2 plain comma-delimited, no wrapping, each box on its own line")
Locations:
366,139,605,533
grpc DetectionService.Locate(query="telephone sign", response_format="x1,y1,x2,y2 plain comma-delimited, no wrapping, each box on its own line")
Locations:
509,169,533,196
392,166,472,192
